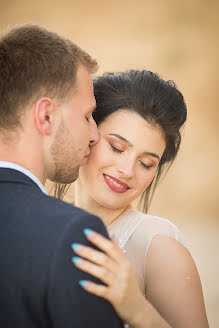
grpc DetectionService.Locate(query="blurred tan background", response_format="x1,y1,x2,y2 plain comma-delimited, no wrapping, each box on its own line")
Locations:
1,0,218,326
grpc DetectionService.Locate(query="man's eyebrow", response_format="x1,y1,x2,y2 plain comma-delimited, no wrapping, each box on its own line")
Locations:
88,106,96,114
109,133,160,160
87,103,96,114
91,105,96,113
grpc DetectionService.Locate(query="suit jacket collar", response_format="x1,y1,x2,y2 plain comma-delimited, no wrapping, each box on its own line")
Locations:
0,168,46,194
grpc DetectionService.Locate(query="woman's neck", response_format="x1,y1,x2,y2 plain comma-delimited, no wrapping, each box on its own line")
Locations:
74,178,129,227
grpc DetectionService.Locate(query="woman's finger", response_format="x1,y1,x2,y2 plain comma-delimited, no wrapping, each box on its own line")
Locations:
83,228,126,263
78,280,110,301
71,243,117,272
72,256,114,285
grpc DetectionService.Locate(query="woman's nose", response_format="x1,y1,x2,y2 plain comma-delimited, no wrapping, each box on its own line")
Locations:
118,160,135,179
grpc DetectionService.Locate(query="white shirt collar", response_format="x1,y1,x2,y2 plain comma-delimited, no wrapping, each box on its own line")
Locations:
0,161,48,195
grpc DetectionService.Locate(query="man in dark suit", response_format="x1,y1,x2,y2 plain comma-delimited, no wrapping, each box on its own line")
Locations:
0,24,122,327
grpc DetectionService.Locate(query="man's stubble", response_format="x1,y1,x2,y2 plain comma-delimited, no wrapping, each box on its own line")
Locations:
50,119,80,184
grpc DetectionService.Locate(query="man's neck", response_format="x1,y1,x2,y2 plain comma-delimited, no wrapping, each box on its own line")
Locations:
0,141,46,185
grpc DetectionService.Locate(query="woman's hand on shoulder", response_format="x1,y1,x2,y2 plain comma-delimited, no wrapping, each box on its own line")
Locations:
145,235,209,328
71,228,146,326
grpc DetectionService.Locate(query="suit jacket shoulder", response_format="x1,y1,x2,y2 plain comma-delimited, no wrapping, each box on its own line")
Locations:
0,169,122,328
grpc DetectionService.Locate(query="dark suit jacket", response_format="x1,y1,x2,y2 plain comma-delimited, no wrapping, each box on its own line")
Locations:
0,168,122,328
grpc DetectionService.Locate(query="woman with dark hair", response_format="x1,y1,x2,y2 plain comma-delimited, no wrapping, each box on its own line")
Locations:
57,70,208,327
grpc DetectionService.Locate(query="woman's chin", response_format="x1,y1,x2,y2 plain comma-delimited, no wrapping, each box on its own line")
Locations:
93,197,128,211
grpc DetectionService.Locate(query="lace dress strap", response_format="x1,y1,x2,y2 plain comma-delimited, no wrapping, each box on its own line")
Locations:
107,207,145,248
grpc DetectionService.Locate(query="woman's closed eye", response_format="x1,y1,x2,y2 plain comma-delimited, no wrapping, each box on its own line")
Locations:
110,143,153,169
139,161,152,170
109,143,124,153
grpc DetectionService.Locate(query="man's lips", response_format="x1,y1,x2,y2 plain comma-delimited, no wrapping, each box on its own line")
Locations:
84,151,90,158
103,174,131,189
81,152,90,164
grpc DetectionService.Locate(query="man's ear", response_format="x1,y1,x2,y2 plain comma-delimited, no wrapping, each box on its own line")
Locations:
34,98,57,136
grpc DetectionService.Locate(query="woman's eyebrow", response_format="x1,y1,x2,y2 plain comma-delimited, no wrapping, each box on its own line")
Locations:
109,133,132,146
108,133,160,160
142,151,160,160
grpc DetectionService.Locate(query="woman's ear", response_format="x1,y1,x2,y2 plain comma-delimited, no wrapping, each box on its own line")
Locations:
34,97,56,136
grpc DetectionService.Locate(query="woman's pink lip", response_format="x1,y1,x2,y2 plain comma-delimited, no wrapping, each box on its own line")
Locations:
103,175,129,193
103,174,131,189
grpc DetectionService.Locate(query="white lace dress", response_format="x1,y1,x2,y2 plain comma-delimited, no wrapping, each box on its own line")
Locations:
107,207,187,328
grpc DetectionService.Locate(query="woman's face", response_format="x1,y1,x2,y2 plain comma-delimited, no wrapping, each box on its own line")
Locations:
79,110,166,210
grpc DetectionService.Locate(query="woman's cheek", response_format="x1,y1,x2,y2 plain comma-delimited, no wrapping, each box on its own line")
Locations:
138,170,155,191
88,148,108,172
96,146,114,167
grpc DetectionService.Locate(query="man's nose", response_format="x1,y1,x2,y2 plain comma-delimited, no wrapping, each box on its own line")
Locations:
89,118,99,146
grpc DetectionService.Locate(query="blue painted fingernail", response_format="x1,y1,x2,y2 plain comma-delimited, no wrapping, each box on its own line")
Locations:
72,256,81,264
71,243,82,251
83,228,93,236
79,280,88,287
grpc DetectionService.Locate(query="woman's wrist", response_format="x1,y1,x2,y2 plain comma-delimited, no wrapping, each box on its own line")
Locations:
130,297,171,328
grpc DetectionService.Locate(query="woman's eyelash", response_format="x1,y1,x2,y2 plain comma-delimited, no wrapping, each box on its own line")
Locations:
110,144,152,169
110,144,123,153
139,161,152,169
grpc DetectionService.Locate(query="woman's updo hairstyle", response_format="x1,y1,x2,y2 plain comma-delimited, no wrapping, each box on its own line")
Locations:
93,70,187,212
